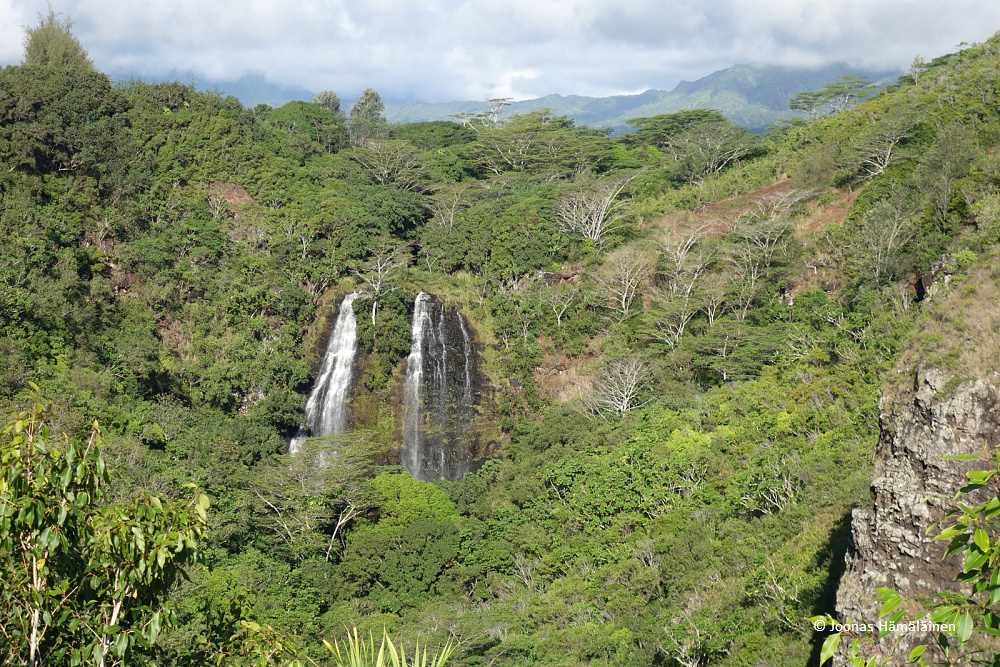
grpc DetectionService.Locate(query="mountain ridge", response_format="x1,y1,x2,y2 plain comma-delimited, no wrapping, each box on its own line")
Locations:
382,63,900,131
110,62,899,132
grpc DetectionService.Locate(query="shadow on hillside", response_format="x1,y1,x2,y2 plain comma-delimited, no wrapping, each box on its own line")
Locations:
807,509,854,667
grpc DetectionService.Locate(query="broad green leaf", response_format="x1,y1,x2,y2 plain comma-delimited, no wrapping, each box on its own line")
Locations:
964,548,989,573
879,592,902,618
976,528,991,552
956,612,973,643
820,632,841,665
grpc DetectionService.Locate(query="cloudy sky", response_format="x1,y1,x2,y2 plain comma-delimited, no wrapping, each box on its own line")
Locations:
1,0,997,102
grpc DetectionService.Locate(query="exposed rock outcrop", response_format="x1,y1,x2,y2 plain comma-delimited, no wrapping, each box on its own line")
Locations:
835,368,1000,659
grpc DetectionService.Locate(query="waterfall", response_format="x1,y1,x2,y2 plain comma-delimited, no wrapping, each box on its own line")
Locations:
402,292,478,481
290,292,361,453
402,293,431,472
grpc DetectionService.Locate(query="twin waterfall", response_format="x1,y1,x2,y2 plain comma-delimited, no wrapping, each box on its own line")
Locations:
289,292,361,453
402,292,477,481
292,291,478,481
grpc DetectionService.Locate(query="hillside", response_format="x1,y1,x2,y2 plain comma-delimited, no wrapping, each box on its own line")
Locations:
4,17,1000,667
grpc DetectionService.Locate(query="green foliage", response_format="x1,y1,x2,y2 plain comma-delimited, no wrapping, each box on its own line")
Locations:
465,110,614,177
625,109,759,182
788,74,877,117
313,90,343,115
350,88,388,146
7,28,1000,667
389,121,476,150
0,388,208,666
267,101,348,154
371,473,459,525
22,9,94,70
325,626,454,667
0,64,128,177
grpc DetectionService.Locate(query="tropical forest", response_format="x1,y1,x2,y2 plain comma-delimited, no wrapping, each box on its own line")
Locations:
7,11,1000,667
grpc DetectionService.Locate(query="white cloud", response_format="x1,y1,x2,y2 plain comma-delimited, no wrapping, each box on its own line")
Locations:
0,1,36,63
4,0,998,102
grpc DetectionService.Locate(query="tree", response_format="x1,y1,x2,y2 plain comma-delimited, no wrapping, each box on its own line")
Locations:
854,189,917,282
355,238,409,326
22,9,94,70
824,74,878,112
450,97,512,131
789,90,825,119
350,139,428,192
350,88,387,146
914,121,979,226
466,110,614,176
594,245,656,322
849,111,918,178
555,172,637,250
788,74,877,117
626,110,726,149
586,356,654,418
0,388,208,667
540,283,579,328
248,437,375,563
313,90,343,115
648,222,714,348
673,120,756,179
626,110,755,181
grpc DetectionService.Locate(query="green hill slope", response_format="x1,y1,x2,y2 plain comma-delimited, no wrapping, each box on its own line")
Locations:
2,17,1000,666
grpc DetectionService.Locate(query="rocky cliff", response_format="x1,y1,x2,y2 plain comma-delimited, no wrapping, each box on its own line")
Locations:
835,368,1000,660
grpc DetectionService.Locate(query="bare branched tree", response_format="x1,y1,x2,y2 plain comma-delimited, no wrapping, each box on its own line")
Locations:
855,190,917,282
587,355,654,418
658,221,713,285
658,590,732,667
539,283,579,328
726,216,791,320
727,241,765,321
850,112,917,178
556,172,638,250
738,188,809,225
250,437,374,563
649,221,716,347
355,238,409,325
595,245,656,322
426,185,472,235
701,273,728,327
648,285,701,349
350,139,427,192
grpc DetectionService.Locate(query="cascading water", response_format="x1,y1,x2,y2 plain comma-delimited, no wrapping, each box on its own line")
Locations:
402,292,478,481
290,292,361,453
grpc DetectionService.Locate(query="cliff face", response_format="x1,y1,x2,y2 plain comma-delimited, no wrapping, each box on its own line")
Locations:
836,368,1000,657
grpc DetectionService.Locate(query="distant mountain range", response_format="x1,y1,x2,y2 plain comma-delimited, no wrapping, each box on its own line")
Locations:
111,63,900,133
381,64,900,132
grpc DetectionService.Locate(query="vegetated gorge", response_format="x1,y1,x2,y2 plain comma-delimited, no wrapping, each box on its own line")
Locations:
7,15,1000,667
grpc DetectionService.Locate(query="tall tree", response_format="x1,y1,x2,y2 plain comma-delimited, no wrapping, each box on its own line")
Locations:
22,9,94,70
349,88,387,146
312,90,342,115
555,171,637,251
626,110,756,181
789,74,877,117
